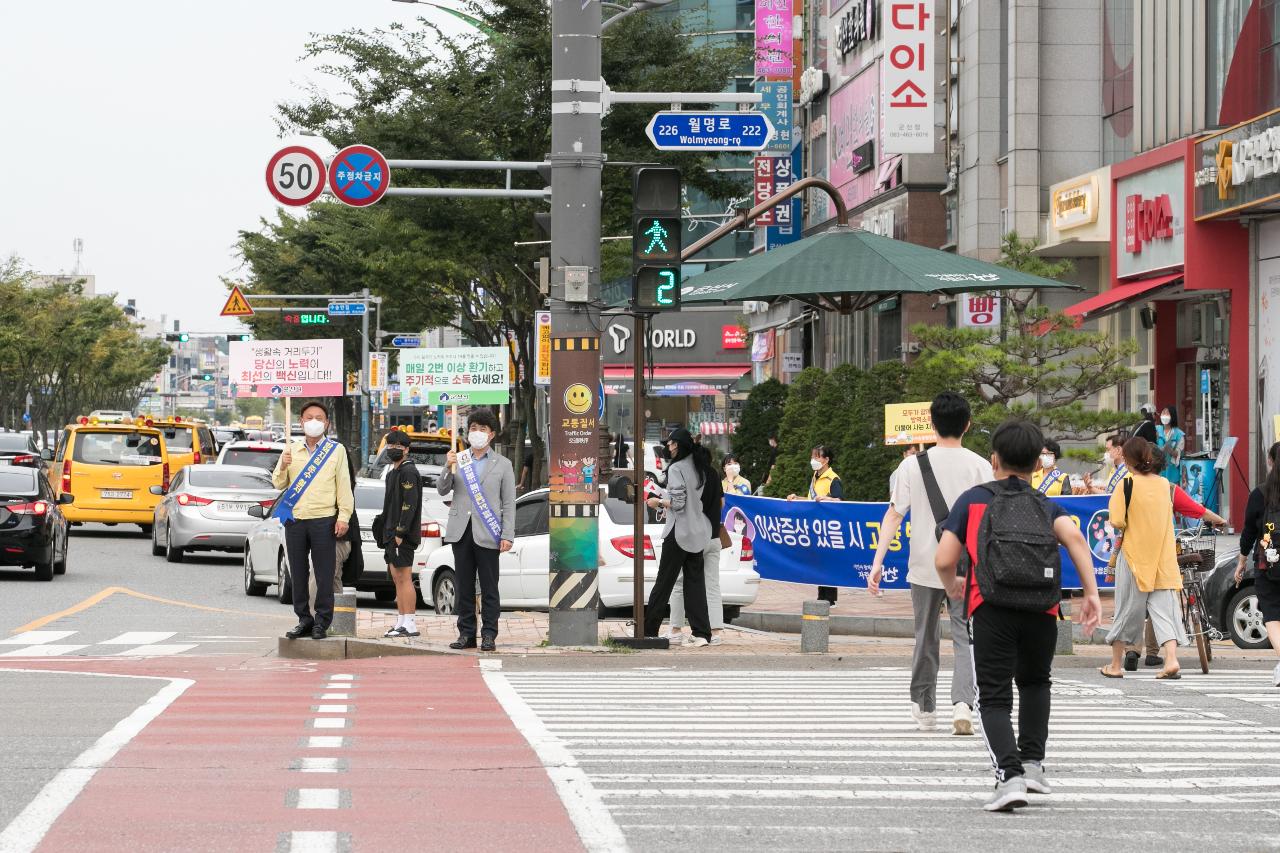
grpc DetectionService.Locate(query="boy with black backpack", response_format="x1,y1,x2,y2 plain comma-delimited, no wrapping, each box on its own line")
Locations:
935,419,1101,812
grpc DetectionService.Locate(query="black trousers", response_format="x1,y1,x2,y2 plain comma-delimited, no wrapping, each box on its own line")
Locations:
454,522,501,640
285,515,337,629
970,603,1057,782
643,533,711,640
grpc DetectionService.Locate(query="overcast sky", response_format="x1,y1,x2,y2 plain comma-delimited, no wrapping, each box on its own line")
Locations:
0,0,464,333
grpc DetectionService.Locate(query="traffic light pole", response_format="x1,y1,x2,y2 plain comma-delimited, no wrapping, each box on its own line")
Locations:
547,0,605,646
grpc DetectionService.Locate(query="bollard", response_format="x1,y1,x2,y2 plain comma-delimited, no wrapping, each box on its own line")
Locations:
330,587,357,638
1055,598,1073,655
801,599,831,653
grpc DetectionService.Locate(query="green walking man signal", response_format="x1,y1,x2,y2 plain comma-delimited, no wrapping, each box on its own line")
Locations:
631,167,682,312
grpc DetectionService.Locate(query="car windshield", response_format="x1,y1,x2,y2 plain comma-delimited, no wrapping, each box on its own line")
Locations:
355,485,384,512
0,434,32,451
162,428,194,451
221,448,281,470
72,431,164,466
187,468,274,490
0,469,38,498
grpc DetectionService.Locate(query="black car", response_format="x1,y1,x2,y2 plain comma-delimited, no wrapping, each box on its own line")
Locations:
0,466,72,581
1202,550,1272,649
0,432,44,472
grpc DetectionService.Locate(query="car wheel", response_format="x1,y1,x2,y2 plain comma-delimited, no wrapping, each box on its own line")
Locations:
1227,586,1271,649
276,551,293,604
151,522,164,557
139,523,153,537
244,549,268,596
433,569,457,615
164,525,184,564
53,531,67,575
34,555,54,581
722,605,742,623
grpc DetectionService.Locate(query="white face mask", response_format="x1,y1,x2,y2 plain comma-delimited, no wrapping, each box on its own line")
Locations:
810,458,823,472
1041,454,1055,469
1160,415,1172,425
726,464,741,478
302,420,326,438
468,430,489,450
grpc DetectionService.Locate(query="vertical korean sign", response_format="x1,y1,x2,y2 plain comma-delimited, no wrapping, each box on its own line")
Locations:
753,157,776,226
229,339,344,398
755,0,794,78
549,335,601,583
768,142,804,249
958,293,1002,329
534,311,552,387
883,0,934,154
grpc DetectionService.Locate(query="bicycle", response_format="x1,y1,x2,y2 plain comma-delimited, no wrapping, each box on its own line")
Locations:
1176,524,1225,674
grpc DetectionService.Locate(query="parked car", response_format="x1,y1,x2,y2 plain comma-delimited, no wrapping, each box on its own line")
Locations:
1199,539,1270,649
150,465,278,562
0,465,72,581
421,486,760,617
215,439,286,472
0,432,45,472
242,477,449,603
212,427,247,448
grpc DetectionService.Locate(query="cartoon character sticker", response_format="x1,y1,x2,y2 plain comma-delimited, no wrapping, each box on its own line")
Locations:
1086,509,1117,562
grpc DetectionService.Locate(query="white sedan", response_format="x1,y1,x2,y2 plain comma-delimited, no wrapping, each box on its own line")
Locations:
422,487,760,618
242,477,450,604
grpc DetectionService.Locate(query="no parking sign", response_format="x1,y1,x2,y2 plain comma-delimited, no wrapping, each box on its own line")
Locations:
327,145,390,207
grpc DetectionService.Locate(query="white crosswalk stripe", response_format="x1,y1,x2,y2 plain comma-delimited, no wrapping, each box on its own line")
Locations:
0,630,246,657
1154,668,1280,708
495,668,1280,850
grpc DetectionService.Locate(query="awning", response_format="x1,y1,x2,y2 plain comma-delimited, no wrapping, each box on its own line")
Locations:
699,422,738,435
1063,272,1184,321
603,365,750,397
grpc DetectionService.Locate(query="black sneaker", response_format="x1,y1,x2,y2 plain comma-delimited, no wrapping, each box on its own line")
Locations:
480,636,497,652
449,636,477,650
311,625,327,640
384,626,408,639
1123,651,1139,672
285,622,315,640
1144,654,1163,667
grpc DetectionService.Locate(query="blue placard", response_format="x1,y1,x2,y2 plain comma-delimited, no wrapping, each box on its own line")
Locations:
755,81,793,153
646,112,775,151
327,302,366,317
723,493,1118,591
391,335,422,348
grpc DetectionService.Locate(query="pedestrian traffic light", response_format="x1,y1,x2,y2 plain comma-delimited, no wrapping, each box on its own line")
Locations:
166,332,190,343
632,166,682,312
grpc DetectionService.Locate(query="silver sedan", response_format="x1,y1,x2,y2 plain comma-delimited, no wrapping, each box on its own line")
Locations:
150,465,279,562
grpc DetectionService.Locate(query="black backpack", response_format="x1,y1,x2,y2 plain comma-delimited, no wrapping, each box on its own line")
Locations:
974,480,1062,612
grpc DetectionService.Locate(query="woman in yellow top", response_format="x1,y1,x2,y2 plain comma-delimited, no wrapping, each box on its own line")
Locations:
721,454,752,497
1030,439,1068,496
787,445,843,502
1100,437,1187,679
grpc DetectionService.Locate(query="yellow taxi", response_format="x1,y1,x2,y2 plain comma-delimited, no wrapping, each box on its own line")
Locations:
52,416,171,532
137,417,216,476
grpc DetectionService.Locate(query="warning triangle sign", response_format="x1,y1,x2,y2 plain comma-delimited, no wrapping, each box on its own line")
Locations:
220,285,254,317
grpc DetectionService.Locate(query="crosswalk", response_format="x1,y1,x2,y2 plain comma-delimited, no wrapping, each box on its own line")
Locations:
0,629,268,657
1157,668,1280,711
493,668,1280,851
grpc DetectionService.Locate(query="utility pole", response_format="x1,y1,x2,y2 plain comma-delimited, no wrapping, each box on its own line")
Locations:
360,286,371,465
546,0,604,646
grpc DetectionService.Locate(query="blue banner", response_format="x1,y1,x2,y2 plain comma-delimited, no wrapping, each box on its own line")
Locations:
723,493,1118,590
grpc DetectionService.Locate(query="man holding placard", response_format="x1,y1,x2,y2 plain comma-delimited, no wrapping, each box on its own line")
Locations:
272,400,354,641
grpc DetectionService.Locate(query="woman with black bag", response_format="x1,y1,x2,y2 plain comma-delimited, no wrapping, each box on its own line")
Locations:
1234,441,1280,687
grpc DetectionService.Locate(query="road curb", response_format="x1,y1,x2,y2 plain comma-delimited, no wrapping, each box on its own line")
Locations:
277,637,451,660
733,610,1108,644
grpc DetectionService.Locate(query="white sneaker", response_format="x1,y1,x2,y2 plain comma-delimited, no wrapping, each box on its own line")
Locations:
661,631,684,641
1023,761,1051,794
709,636,725,646
910,701,937,732
1273,661,1280,688
952,702,974,736
683,635,709,648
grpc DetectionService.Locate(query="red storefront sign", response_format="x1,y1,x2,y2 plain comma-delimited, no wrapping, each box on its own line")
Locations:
1124,192,1174,254
722,326,748,349
753,157,775,226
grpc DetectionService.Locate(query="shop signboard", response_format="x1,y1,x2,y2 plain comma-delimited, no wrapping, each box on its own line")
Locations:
957,293,1001,329
829,64,881,212
882,0,934,154
1116,159,1185,279
1194,107,1280,220
398,346,510,407
754,0,794,78
755,81,793,153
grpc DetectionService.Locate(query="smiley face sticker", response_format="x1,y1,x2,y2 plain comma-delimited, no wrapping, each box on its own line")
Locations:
564,383,593,415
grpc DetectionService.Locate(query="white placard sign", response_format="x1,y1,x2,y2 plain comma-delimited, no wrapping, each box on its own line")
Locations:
882,0,935,154
229,339,344,398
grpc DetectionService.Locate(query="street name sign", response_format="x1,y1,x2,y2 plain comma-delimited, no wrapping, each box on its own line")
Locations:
266,145,327,207
327,301,367,317
327,144,390,207
390,335,422,348
645,111,775,151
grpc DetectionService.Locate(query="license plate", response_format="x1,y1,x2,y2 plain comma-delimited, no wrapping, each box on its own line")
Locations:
101,490,133,499
360,530,376,542
217,501,253,513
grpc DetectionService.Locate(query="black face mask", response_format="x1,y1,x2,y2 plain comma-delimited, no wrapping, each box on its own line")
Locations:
386,447,406,462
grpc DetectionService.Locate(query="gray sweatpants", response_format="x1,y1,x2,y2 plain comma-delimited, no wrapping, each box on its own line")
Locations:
671,540,724,630
910,583,976,713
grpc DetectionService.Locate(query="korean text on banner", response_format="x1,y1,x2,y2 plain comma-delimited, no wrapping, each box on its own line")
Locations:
884,401,937,445
399,346,510,407
723,493,1117,591
534,311,552,387
754,0,794,78
229,339,345,398
755,81,793,153
958,292,1002,329
367,352,388,391
882,0,935,154
753,157,776,226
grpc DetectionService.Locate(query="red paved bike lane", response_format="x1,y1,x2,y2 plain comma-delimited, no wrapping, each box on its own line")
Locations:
0,656,583,853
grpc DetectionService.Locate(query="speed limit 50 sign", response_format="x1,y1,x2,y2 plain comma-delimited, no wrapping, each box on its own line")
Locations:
266,145,326,206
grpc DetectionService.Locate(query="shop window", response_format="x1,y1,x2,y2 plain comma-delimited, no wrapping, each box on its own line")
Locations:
876,304,902,363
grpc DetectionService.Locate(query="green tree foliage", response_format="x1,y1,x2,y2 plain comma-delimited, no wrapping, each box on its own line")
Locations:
907,232,1137,455
730,378,787,490
765,368,826,498
838,361,909,501
238,0,746,474
0,259,168,440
